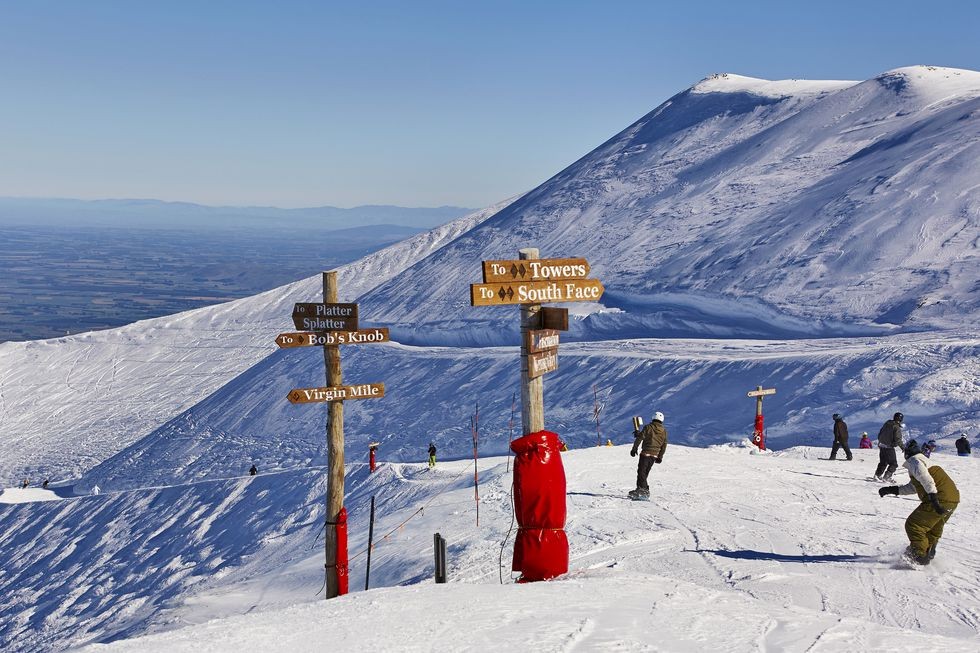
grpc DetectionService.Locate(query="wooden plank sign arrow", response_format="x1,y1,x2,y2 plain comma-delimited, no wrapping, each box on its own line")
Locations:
288,383,385,404
291,303,359,331
470,279,604,306
276,328,390,348
482,258,589,283
747,388,777,397
526,329,559,354
527,349,558,379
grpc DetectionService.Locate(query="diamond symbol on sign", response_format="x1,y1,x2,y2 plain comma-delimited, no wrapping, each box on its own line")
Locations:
505,287,514,299
510,264,518,277
518,264,527,277
290,391,300,402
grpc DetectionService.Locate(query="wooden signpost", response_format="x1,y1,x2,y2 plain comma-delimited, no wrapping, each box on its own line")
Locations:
470,249,603,435
470,279,604,306
482,258,589,282
291,302,359,332
282,272,386,600
747,385,776,451
275,328,390,348
288,383,386,403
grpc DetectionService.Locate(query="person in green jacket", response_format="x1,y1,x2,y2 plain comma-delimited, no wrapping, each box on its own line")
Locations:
878,440,959,565
629,411,668,500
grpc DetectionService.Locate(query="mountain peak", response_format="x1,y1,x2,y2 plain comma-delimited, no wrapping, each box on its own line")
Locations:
691,72,854,97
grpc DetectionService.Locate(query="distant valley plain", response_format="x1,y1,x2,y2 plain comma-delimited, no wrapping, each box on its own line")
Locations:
0,222,423,342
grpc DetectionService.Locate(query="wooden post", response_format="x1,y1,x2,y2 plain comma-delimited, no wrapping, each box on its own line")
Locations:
323,271,345,599
519,248,544,435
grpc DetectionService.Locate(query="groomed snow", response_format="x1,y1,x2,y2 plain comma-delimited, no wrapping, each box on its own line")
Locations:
24,443,971,652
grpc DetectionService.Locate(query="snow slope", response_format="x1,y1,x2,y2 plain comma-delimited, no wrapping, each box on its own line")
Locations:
0,201,513,485
76,330,980,494
3,445,978,651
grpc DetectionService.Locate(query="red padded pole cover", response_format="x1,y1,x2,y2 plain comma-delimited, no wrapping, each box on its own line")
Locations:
510,430,568,581
336,507,349,595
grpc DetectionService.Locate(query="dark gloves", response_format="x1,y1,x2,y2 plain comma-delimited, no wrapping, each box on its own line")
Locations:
654,457,662,464
633,430,640,438
878,486,899,497
928,493,946,515
630,446,638,457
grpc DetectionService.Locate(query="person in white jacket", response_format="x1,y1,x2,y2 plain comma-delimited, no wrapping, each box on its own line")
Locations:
878,440,959,565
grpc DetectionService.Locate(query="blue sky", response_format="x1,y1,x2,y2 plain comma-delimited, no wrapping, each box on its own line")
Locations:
1,1,977,208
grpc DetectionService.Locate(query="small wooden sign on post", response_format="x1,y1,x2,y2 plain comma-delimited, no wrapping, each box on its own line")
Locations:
746,385,776,451
291,303,359,332
275,328,390,348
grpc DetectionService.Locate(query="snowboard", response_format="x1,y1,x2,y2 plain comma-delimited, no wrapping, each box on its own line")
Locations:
627,492,650,501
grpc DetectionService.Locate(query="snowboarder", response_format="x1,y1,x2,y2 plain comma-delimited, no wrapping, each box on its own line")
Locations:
428,442,437,468
249,464,257,476
956,434,971,456
859,432,873,449
922,440,937,458
42,479,49,489
830,413,852,460
628,411,668,500
873,412,905,481
878,440,959,565
21,478,28,489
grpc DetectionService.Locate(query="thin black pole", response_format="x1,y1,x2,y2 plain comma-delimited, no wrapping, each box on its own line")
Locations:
364,495,376,591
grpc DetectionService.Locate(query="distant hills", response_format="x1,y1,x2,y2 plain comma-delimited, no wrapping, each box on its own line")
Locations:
0,197,476,231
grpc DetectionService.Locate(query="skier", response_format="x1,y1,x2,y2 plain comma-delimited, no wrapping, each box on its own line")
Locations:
628,411,668,500
249,464,257,476
922,440,937,458
878,440,959,565
859,432,873,449
428,442,437,468
830,413,852,460
42,479,49,489
873,412,905,481
956,434,971,456
21,478,28,489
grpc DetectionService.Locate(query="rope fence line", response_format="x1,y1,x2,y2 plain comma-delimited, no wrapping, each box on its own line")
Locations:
348,463,475,564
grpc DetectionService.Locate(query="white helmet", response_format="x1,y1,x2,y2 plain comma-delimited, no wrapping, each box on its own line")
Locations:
653,411,665,423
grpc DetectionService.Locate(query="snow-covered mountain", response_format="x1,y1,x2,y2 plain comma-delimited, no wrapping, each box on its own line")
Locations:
2,66,980,651
361,66,980,344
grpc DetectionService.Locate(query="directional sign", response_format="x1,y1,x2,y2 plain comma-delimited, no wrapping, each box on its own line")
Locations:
288,383,385,404
527,349,558,379
276,328,390,348
482,258,590,283
470,279,604,306
292,303,359,331
747,388,776,397
526,329,559,354
535,307,569,331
